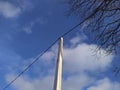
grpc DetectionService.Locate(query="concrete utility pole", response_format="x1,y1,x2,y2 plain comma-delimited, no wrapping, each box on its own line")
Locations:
53,37,63,90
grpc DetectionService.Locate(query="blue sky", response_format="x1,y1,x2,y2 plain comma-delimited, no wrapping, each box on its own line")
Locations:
0,0,120,90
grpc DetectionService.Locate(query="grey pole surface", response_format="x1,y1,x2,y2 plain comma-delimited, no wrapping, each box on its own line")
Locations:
53,37,63,90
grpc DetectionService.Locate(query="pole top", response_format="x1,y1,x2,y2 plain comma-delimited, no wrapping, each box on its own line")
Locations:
60,37,63,41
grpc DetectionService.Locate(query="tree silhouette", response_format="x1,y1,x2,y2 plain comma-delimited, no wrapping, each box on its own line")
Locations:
66,0,120,54
66,0,120,75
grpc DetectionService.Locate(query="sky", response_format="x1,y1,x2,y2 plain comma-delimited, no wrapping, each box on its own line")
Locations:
0,0,120,90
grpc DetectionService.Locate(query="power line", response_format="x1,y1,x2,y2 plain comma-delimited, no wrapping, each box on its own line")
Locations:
3,20,85,90
3,38,59,90
61,20,85,37
2,2,106,89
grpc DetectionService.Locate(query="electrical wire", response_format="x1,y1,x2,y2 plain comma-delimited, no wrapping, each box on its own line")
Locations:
2,2,113,89
3,20,85,90
3,38,59,90
61,20,85,37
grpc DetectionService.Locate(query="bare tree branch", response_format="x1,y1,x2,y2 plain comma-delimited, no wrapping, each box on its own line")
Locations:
66,0,120,74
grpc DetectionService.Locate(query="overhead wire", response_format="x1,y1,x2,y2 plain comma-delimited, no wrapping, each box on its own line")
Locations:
3,38,59,90
2,1,109,89
3,20,85,90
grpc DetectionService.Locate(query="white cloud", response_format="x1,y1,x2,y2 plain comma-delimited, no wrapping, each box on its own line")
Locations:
39,36,113,74
5,74,120,90
4,34,117,90
70,34,87,46
0,46,24,72
23,27,33,34
87,78,120,90
22,21,34,34
6,74,54,90
70,36,81,45
41,51,55,61
22,17,48,34
63,74,94,90
5,73,94,90
16,0,34,11
63,43,113,73
0,1,21,18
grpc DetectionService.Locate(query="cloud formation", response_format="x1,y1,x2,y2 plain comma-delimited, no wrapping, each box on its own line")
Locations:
63,43,113,73
6,74,54,90
23,26,33,34
87,78,120,90
22,17,48,34
0,1,21,18
63,74,94,90
5,34,119,90
5,74,120,90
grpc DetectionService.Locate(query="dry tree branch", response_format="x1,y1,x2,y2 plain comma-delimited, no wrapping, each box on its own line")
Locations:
66,0,120,74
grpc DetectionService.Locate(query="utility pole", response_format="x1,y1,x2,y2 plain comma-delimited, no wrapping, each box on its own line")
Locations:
53,37,63,90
